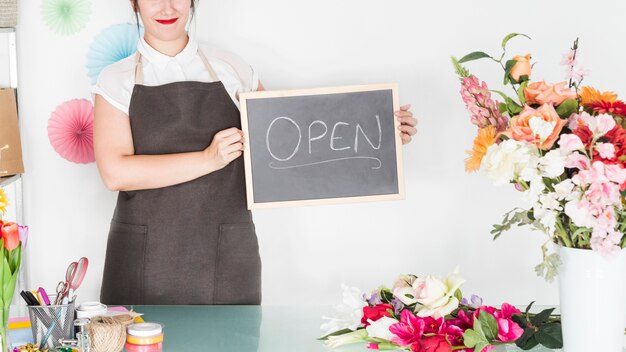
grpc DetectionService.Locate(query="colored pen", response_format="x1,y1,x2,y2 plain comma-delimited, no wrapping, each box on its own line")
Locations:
38,287,51,305
33,290,43,305
25,291,40,306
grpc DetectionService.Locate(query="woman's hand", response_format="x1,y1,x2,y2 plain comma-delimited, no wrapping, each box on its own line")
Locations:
396,104,418,145
204,127,246,170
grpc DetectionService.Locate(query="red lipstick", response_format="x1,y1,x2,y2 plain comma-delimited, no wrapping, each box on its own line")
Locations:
156,18,178,25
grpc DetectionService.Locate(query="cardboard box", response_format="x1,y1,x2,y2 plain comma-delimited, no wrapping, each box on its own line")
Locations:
0,88,24,176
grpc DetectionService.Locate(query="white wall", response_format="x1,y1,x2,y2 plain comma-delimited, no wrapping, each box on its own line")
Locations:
11,0,626,307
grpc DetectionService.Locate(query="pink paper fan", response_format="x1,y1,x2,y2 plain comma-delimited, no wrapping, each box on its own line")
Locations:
47,99,95,164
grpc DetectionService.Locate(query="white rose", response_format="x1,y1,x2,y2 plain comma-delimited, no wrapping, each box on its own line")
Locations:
394,269,465,319
482,140,538,186
365,316,399,340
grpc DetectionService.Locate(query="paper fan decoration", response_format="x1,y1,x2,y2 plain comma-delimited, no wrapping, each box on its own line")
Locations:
86,23,141,85
41,0,91,35
48,99,95,164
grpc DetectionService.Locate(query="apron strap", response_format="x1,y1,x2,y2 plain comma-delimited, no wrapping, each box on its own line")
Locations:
133,48,220,85
134,52,144,85
198,49,220,82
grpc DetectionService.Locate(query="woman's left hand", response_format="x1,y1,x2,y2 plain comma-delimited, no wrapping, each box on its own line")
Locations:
396,104,417,145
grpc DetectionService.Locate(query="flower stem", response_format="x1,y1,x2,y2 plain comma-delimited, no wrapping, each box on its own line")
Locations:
555,217,573,247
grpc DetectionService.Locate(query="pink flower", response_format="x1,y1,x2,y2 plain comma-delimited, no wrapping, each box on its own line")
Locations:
560,50,577,67
558,134,584,154
422,317,445,334
566,66,591,81
447,309,473,330
367,342,379,350
460,75,508,132
495,303,522,320
565,152,590,170
389,310,426,347
18,225,28,248
596,143,616,160
496,318,524,342
603,163,626,185
590,236,621,257
524,81,577,106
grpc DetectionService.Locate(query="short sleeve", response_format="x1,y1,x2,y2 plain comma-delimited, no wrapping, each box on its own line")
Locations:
200,44,259,92
91,55,137,115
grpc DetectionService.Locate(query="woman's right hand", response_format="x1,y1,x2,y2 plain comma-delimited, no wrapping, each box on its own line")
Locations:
204,127,245,170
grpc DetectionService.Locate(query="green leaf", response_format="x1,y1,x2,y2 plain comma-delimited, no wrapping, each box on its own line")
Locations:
531,308,555,326
459,51,492,63
317,328,354,340
474,343,490,352
498,102,508,114
502,33,532,50
511,314,529,329
518,80,529,105
524,301,536,317
535,324,563,349
515,329,540,350
379,288,394,303
504,59,517,85
506,97,523,115
454,289,463,303
478,310,498,341
451,56,471,78
463,329,488,348
555,99,579,118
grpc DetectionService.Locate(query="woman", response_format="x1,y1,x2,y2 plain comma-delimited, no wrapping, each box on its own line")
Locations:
93,0,417,305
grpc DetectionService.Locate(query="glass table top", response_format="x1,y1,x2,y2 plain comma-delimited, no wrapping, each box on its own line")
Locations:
131,305,626,352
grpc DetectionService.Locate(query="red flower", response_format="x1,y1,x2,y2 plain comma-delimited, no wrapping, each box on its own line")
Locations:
411,335,452,352
587,100,626,116
604,125,626,161
447,309,473,330
1,221,20,251
361,303,393,326
422,316,445,334
573,125,593,147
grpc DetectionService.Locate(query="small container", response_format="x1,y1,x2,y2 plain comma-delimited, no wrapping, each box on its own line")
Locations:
125,323,163,352
76,301,107,319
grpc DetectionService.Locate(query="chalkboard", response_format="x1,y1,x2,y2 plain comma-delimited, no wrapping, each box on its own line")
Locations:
239,84,405,209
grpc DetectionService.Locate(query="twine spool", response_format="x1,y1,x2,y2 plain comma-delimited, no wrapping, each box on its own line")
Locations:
87,315,135,352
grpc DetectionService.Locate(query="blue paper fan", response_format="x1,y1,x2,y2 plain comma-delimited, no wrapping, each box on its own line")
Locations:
86,23,142,85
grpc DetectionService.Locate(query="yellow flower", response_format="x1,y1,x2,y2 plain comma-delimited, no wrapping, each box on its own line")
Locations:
580,86,617,106
465,126,497,173
0,187,8,215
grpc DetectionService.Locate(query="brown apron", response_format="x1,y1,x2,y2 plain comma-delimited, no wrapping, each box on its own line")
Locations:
100,49,262,305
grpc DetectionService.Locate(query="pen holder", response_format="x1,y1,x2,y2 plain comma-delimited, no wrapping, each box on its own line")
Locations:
27,301,76,349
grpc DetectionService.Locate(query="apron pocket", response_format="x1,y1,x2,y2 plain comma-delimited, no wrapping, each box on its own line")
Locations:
100,220,147,305
215,223,262,305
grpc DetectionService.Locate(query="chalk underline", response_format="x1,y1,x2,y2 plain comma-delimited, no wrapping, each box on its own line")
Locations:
268,156,382,170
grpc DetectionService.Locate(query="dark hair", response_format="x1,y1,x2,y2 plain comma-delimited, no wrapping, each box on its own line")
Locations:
131,0,197,32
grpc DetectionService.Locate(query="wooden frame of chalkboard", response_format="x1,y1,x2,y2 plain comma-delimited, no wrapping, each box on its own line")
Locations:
239,83,405,209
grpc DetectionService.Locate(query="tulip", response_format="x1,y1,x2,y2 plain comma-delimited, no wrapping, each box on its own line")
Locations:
1,221,19,251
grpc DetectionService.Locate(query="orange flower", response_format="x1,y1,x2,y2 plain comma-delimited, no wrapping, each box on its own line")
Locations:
524,81,577,106
510,54,532,81
465,126,497,173
580,86,617,106
504,104,567,150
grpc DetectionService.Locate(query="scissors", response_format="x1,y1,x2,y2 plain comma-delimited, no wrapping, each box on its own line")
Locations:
54,257,89,304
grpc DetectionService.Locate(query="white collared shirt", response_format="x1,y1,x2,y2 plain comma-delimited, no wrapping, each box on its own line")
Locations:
92,36,259,115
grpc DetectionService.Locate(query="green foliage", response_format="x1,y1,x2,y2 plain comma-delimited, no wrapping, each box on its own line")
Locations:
478,310,498,341
501,33,532,50
503,59,517,85
463,328,489,352
317,328,354,340
491,209,534,240
555,99,579,118
518,81,529,105
451,56,472,78
513,306,562,350
459,51,492,63
534,252,561,282
380,287,394,303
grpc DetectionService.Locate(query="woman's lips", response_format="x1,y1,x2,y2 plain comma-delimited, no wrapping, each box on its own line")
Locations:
156,18,178,25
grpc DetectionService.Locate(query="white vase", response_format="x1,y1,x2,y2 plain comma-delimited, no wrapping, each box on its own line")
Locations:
558,247,625,352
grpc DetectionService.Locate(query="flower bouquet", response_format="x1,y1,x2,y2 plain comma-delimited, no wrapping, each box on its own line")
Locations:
452,34,626,351
452,34,626,278
0,186,28,352
319,269,562,351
